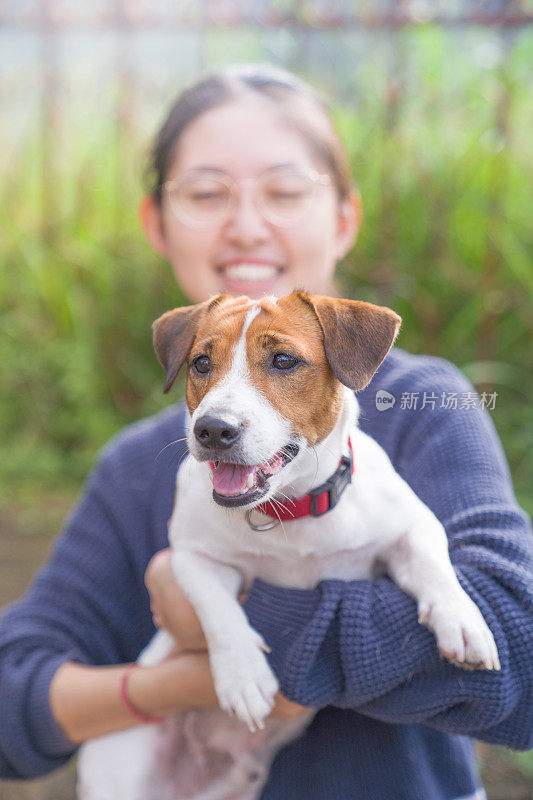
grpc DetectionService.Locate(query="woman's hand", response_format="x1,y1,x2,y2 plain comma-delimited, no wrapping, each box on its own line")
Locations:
145,549,310,721
145,548,207,652
51,650,310,743
271,693,310,721
130,650,310,723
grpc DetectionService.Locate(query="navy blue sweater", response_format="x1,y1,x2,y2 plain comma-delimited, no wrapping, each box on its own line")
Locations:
0,348,532,800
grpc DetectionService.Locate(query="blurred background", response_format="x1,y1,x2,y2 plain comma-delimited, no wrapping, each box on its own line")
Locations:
0,1,532,798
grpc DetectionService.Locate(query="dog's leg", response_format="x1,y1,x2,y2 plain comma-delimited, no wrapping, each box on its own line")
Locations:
384,515,500,671
171,549,279,731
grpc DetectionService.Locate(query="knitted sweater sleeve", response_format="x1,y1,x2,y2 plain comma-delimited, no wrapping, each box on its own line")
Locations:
0,433,161,779
243,360,533,749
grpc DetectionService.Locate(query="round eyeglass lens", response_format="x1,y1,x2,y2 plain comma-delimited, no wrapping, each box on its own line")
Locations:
169,176,231,227
258,171,317,226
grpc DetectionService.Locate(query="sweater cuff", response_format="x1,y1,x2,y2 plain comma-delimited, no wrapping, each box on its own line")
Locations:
244,578,321,657
27,654,79,759
243,578,343,699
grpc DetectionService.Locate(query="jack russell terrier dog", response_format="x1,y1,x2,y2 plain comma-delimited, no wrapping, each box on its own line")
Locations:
78,291,500,800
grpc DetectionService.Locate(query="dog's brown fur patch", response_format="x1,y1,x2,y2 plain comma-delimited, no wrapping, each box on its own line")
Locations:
245,295,343,445
185,295,254,413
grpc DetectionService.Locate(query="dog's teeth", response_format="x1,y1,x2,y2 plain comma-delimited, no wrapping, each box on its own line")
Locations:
246,473,255,489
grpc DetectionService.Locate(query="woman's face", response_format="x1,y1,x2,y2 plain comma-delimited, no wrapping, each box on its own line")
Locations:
141,98,359,303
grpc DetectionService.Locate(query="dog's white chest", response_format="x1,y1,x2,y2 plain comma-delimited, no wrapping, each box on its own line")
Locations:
169,438,400,591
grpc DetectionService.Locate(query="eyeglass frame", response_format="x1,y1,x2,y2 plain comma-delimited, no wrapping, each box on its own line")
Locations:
160,167,332,230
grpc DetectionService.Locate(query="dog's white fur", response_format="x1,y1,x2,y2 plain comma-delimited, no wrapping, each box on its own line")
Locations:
78,299,499,800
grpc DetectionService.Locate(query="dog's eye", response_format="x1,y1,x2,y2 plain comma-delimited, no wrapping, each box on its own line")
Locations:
272,352,299,371
192,355,211,375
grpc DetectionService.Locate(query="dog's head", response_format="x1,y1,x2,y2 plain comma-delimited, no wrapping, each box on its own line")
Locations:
153,291,400,509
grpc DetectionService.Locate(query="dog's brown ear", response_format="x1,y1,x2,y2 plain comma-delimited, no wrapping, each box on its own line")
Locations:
152,299,214,394
299,292,401,391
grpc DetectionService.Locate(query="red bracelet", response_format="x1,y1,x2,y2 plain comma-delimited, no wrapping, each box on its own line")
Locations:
119,664,161,725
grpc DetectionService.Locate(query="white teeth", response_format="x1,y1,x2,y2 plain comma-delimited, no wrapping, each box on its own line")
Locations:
246,473,255,489
224,264,279,281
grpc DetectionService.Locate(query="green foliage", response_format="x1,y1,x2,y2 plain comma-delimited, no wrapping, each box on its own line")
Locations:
506,748,533,778
1,26,532,515
0,129,187,498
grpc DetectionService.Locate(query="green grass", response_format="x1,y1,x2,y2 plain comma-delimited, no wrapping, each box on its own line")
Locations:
0,25,532,515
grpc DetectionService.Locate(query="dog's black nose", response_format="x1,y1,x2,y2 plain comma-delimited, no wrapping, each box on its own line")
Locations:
194,415,243,450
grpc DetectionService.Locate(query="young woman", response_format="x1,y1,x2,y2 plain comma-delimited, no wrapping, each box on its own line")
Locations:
0,64,531,800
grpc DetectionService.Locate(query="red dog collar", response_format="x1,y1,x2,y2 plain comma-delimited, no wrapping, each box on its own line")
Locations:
254,437,354,523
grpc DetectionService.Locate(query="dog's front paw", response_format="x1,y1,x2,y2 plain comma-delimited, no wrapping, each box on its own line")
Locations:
211,630,279,732
418,592,500,672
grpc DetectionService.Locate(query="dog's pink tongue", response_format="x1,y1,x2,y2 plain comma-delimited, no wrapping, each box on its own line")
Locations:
213,462,254,496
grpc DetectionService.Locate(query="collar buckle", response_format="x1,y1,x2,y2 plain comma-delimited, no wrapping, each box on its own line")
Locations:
309,453,352,517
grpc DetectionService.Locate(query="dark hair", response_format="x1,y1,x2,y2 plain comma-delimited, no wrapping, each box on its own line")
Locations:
147,63,353,204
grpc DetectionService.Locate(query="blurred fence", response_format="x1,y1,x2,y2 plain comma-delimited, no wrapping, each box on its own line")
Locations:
2,0,533,27
1,0,532,248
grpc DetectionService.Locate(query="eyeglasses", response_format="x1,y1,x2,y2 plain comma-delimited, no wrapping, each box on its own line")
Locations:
161,167,331,230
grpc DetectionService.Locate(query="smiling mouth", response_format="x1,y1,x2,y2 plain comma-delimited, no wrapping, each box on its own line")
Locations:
217,263,284,283
209,443,299,508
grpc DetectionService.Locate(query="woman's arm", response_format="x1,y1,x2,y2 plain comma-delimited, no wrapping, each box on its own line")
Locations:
50,579,306,745
49,653,217,744
0,415,181,779
240,362,533,749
